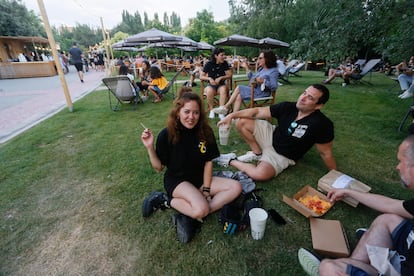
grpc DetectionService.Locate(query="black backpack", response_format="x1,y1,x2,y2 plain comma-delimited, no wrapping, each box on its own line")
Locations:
219,189,263,234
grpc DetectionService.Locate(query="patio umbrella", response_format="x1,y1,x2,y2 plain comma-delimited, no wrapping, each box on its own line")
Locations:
214,34,259,47
124,28,182,45
112,41,140,52
258,37,290,48
196,41,215,50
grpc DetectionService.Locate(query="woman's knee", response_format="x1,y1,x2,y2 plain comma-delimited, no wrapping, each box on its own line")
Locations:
191,201,209,218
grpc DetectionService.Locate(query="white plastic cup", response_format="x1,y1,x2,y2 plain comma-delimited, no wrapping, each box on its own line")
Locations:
249,208,268,240
219,125,230,145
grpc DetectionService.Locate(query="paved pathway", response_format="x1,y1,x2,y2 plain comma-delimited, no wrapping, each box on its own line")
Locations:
0,68,105,144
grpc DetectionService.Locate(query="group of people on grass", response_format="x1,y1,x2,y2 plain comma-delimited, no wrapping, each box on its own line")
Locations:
138,48,413,275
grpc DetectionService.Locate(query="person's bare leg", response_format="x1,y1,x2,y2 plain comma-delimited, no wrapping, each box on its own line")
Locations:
319,213,403,276
232,94,243,113
224,86,240,109
218,85,227,106
205,86,216,111
171,181,209,220
229,159,275,181
235,118,262,154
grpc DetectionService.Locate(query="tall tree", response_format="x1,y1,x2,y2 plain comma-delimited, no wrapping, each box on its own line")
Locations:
0,0,45,37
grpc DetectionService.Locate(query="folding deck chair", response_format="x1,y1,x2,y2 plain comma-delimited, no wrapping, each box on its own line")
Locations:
102,76,142,111
160,66,185,99
288,61,306,77
279,60,302,84
349,59,381,85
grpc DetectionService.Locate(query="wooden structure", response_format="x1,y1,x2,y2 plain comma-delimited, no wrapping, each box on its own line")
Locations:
0,36,57,79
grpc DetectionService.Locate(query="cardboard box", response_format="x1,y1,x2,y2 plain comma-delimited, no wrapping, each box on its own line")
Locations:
318,170,371,207
310,218,350,258
283,185,333,217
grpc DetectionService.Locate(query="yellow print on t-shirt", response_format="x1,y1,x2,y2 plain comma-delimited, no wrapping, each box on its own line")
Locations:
199,141,206,153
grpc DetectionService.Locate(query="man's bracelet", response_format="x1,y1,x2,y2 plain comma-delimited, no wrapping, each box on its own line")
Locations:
202,187,210,193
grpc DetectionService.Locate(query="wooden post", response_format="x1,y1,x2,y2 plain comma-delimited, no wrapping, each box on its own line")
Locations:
100,17,112,77
37,0,73,112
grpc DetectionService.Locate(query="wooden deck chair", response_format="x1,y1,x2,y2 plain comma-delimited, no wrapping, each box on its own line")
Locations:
233,78,276,109
279,59,298,84
102,76,142,111
288,61,306,77
349,59,381,85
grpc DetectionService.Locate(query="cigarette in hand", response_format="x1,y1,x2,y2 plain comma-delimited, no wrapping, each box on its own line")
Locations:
140,122,148,130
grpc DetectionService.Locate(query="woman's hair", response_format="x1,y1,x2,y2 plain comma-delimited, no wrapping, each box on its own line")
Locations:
210,48,225,63
262,50,277,68
118,64,130,75
142,60,150,70
175,86,193,99
149,66,164,79
166,92,214,145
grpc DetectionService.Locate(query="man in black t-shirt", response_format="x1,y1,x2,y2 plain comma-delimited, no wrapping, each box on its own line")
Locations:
68,42,84,83
216,84,336,181
300,135,414,276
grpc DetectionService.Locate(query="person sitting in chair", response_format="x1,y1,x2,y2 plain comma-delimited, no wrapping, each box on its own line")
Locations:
397,56,414,99
200,48,233,120
148,66,168,103
212,50,279,115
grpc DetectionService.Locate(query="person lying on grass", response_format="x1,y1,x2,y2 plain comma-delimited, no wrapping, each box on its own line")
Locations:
141,91,242,243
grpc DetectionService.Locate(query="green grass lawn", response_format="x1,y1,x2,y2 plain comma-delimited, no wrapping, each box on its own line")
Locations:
0,70,412,275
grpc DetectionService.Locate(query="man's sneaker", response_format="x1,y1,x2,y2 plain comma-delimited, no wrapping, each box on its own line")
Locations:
237,151,262,163
355,228,367,240
172,213,200,243
208,110,215,119
298,248,320,276
212,105,228,115
142,191,169,217
213,152,237,167
218,114,225,120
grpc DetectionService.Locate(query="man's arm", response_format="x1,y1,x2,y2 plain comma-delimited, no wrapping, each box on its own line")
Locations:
328,189,413,219
315,141,336,170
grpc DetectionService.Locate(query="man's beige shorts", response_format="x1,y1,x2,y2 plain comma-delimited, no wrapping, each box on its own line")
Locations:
253,119,295,177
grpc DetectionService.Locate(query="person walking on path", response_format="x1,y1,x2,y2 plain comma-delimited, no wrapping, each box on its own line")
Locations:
69,42,84,83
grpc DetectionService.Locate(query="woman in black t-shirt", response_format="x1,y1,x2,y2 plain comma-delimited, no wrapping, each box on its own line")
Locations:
141,91,241,242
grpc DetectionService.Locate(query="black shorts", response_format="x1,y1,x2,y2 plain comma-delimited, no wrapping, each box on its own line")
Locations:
164,174,202,198
74,63,83,72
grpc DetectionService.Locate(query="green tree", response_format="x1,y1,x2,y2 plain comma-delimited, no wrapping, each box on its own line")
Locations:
185,10,224,45
0,0,45,37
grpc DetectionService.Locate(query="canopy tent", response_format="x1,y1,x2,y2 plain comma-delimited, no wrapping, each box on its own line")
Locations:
258,37,290,48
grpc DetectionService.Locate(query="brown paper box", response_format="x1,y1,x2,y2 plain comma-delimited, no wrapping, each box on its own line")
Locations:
310,217,350,258
317,170,371,207
283,185,333,217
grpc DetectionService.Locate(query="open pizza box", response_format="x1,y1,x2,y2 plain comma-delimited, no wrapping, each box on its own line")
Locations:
310,218,350,258
282,185,333,218
317,170,371,207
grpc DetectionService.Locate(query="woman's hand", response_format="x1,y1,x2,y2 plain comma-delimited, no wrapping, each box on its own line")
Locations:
141,128,154,149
